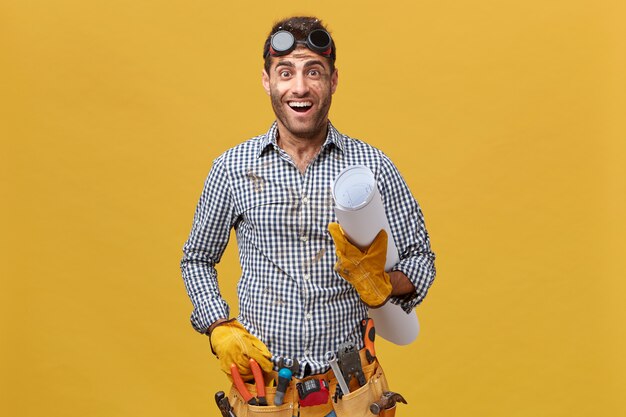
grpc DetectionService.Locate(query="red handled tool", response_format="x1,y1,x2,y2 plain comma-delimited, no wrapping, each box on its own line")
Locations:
231,364,257,405
249,359,268,406
230,361,268,406
360,318,376,363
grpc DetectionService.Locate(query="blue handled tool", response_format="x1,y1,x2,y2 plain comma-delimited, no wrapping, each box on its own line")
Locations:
274,357,299,406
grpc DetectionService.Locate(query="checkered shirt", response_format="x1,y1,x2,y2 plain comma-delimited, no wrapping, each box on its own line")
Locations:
180,121,436,377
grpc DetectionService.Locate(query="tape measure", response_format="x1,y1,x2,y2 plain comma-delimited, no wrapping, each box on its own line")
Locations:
297,378,330,407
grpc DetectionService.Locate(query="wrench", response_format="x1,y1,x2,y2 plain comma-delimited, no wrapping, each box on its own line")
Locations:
214,391,237,417
325,351,350,396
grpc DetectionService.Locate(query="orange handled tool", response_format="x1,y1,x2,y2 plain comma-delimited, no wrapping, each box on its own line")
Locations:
249,359,268,406
360,318,376,363
231,364,257,405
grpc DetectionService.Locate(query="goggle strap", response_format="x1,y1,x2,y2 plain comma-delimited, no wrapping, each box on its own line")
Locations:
319,47,332,56
268,46,332,58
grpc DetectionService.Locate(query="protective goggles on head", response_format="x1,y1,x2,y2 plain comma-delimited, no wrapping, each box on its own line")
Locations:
266,29,334,60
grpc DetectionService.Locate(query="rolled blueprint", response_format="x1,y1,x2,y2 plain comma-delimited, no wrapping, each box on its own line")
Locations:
331,165,419,345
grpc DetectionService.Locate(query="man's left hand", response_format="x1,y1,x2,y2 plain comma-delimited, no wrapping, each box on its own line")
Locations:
328,222,393,308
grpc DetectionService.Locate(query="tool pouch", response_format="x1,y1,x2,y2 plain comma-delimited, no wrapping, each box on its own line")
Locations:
332,361,395,417
228,383,296,417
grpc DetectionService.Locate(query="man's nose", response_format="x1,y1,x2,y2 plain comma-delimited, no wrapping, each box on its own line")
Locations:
291,73,310,96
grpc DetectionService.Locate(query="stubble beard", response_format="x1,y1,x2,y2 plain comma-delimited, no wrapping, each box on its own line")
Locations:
270,89,332,140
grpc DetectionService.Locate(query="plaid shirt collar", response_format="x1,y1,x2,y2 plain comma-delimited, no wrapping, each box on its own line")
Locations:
256,120,345,158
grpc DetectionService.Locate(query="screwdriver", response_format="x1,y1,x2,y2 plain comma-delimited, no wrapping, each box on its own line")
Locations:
274,367,292,405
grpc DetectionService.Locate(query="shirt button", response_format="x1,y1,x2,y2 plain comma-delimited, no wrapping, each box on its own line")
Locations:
304,349,311,356
302,196,309,204
300,235,308,242
305,313,312,320
303,273,310,281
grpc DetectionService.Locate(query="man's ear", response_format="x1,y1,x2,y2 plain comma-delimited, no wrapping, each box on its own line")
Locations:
262,70,271,96
331,68,339,94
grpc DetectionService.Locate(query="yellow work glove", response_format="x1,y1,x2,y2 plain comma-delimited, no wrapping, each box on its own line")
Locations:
328,222,393,308
209,320,273,381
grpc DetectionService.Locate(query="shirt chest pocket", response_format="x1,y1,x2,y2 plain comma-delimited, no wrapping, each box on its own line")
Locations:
238,197,294,231
234,179,300,245
237,186,337,238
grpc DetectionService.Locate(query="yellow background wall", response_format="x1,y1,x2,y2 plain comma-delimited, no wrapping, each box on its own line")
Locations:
2,0,624,416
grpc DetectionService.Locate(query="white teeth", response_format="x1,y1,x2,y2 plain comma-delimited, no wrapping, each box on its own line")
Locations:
288,101,312,108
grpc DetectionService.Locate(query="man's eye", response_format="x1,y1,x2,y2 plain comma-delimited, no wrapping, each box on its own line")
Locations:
280,71,291,78
309,69,320,76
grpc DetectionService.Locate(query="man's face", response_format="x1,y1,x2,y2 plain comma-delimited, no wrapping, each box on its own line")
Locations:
262,46,338,140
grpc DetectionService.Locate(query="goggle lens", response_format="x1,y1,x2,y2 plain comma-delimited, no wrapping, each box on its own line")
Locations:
308,29,332,53
271,31,296,53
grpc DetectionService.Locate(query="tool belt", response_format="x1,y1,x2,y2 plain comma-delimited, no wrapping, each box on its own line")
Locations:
226,348,396,417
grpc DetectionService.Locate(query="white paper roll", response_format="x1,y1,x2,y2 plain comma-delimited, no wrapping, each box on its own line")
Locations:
331,165,419,345
332,166,399,270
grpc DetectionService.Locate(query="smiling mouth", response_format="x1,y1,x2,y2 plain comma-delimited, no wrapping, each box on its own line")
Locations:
288,101,313,113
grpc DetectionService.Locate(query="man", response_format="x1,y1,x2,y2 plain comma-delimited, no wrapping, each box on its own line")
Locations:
181,16,436,417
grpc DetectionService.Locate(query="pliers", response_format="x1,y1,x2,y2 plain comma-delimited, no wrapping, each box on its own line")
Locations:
231,358,268,406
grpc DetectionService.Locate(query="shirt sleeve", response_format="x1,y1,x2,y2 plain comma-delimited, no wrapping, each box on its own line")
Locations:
377,154,436,312
180,156,235,334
